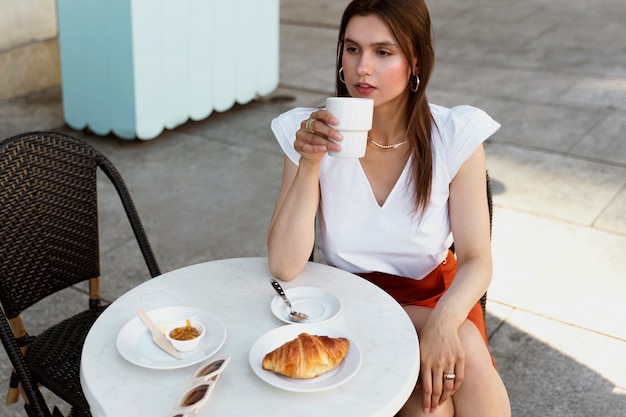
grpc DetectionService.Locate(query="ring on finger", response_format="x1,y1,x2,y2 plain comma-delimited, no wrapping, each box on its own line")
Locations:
305,118,316,134
443,373,456,381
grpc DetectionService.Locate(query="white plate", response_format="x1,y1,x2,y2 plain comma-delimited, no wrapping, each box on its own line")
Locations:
116,306,226,370
249,324,361,392
271,287,342,324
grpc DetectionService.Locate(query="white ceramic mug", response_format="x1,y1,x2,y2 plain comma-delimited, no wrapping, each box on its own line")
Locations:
326,97,374,158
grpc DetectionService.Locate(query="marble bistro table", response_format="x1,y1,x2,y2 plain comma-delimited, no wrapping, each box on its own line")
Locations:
81,257,419,416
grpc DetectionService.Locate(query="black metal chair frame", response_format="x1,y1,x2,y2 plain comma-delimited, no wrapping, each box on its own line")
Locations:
0,132,161,417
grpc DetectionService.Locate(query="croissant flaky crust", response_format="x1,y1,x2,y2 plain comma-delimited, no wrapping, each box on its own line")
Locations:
262,332,350,379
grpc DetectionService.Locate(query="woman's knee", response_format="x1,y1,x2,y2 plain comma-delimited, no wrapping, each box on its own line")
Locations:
400,385,454,417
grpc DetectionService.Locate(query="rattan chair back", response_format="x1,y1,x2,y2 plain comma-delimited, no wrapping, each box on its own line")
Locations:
0,132,161,417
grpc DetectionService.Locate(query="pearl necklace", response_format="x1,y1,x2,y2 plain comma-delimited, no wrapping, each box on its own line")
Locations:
367,136,409,149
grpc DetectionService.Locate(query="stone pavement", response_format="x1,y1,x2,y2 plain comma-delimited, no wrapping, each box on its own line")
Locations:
1,0,625,416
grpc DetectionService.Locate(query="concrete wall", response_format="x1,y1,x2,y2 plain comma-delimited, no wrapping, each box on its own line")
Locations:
0,0,60,100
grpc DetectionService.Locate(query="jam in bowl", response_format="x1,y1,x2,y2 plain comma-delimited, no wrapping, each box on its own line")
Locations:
165,319,205,352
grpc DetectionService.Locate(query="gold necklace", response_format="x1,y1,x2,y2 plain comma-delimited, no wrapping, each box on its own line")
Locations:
367,136,409,149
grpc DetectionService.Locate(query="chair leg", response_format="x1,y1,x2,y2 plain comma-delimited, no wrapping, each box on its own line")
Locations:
88,277,101,308
6,316,30,404
7,370,21,403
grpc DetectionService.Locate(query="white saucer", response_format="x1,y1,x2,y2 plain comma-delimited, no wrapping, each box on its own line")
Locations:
249,324,362,392
116,306,226,369
270,287,342,324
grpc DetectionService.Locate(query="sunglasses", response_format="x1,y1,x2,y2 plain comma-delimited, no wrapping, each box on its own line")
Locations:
169,356,231,417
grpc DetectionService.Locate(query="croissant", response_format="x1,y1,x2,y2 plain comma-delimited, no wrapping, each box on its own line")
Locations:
262,333,350,379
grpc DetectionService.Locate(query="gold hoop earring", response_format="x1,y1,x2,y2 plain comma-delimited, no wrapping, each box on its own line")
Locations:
410,74,420,92
339,67,346,84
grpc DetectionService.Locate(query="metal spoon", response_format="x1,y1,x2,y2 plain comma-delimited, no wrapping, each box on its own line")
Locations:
270,279,309,322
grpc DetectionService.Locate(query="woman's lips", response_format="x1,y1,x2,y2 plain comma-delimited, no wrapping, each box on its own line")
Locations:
354,83,375,95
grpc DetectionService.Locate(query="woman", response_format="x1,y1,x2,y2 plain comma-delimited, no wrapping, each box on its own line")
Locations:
267,0,511,415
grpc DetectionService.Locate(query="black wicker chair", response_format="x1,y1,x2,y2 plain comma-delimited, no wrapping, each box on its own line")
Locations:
0,132,161,417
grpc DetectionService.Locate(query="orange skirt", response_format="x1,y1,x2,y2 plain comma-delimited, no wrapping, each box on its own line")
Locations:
356,250,489,349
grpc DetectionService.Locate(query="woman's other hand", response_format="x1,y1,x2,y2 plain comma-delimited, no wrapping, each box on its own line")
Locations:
417,318,465,413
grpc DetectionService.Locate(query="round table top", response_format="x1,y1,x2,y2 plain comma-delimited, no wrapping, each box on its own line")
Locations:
81,257,419,417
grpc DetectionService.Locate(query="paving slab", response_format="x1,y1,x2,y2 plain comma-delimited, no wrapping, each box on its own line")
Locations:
0,87,64,138
595,185,626,235
280,0,349,25
570,114,626,166
277,24,337,93
486,143,626,226
491,208,626,341
490,308,626,417
478,99,606,154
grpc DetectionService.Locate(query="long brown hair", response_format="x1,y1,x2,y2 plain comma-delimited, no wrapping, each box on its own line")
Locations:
336,0,435,214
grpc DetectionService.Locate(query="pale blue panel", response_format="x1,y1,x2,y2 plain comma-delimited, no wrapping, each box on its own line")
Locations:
131,0,165,139
83,0,113,135
255,0,280,96
213,1,236,112
107,0,136,139
235,0,257,105
161,0,190,130
57,0,89,130
58,0,279,140
188,0,215,121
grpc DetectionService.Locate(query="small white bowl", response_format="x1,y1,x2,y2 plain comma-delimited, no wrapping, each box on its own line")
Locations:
165,320,206,352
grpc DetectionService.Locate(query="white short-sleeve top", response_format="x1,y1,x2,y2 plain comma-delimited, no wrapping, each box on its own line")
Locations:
271,104,500,280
